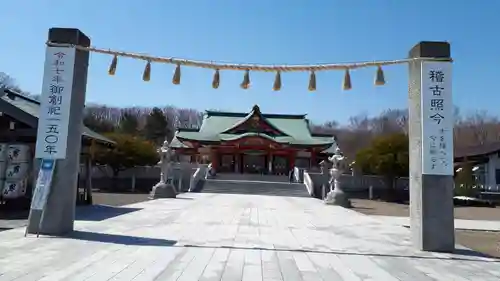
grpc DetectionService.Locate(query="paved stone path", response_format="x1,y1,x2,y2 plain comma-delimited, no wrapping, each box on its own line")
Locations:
1,192,499,280
373,215,500,232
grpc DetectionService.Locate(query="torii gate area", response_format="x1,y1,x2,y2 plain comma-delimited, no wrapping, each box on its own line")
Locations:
26,27,455,255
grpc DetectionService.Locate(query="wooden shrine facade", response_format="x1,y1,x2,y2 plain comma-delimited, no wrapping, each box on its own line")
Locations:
172,105,337,175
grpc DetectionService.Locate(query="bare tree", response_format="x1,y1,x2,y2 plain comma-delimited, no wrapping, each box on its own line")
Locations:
453,110,500,148
0,72,19,91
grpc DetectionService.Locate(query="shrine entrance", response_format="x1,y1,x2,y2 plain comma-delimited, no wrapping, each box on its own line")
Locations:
31,27,455,253
241,151,267,174
218,148,292,175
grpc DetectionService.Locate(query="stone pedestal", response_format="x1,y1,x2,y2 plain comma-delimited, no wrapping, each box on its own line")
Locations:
324,189,352,208
149,182,176,199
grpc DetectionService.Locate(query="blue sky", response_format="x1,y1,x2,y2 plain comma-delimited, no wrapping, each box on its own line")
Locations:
0,0,497,124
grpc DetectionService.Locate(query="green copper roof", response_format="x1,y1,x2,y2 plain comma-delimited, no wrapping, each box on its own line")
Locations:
173,105,338,153
169,135,189,148
312,135,339,154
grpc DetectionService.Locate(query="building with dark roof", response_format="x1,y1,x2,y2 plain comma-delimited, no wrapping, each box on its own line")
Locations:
455,143,500,192
0,88,115,204
0,89,114,147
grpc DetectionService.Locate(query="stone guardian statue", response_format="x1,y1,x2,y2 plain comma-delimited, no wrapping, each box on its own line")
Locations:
149,140,177,199
324,147,352,207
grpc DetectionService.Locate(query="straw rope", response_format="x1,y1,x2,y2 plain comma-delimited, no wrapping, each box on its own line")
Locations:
47,42,452,73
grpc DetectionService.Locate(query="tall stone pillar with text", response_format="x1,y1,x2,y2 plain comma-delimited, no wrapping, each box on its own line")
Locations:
27,28,90,235
408,42,455,252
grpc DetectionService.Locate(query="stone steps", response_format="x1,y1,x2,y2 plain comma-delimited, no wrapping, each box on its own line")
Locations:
202,179,310,197
213,173,291,182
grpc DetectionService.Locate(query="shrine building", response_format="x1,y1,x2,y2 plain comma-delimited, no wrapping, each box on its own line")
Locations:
170,105,338,175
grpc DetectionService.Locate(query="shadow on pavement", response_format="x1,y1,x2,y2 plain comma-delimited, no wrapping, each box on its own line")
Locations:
75,205,142,222
453,248,498,259
0,210,29,220
65,230,177,246
178,244,500,263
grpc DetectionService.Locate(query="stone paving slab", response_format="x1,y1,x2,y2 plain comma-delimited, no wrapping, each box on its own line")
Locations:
0,193,499,280
373,215,500,232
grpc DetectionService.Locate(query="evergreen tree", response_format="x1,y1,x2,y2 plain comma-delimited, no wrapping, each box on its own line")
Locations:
355,133,409,201
144,107,171,145
118,112,139,134
83,114,116,133
94,133,159,178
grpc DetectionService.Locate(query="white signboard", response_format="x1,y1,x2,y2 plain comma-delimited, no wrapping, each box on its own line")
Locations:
421,61,453,175
35,47,76,159
30,159,56,210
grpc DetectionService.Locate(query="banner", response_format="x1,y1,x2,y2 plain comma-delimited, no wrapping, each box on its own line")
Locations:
30,159,56,211
421,62,453,176
35,47,76,159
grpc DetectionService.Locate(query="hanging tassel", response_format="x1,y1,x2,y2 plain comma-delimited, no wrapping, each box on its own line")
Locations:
374,65,385,86
240,70,250,89
308,71,316,91
273,71,282,91
343,69,352,90
212,69,220,89
172,64,181,85
108,55,118,75
142,61,151,82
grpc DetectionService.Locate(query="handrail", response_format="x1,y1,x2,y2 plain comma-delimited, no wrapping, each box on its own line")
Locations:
189,165,207,192
303,171,314,197
293,166,304,183
188,168,200,192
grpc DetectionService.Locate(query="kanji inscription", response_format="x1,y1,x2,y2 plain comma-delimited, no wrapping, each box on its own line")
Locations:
421,62,453,175
35,47,76,159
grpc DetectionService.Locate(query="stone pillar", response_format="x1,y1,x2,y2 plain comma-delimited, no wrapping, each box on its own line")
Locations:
27,28,90,235
408,41,455,252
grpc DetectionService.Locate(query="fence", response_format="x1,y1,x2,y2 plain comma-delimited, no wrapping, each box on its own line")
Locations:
86,163,201,193
303,168,410,200
86,164,413,193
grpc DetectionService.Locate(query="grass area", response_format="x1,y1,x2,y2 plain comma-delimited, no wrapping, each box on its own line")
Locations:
455,230,500,258
351,198,500,258
91,191,150,207
351,199,500,220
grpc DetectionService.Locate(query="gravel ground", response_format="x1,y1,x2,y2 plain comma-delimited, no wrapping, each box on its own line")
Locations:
351,198,500,258
90,191,150,207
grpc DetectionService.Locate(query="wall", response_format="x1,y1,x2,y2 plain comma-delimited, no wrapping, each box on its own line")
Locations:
486,153,500,192
455,153,500,192
88,163,200,193
304,171,410,199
